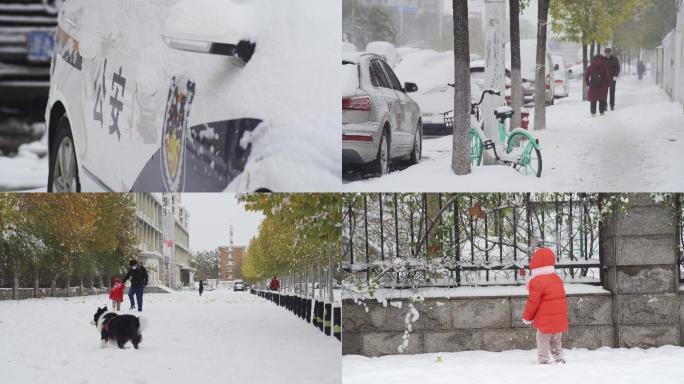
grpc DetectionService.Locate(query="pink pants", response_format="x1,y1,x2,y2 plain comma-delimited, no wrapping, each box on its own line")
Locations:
536,330,564,364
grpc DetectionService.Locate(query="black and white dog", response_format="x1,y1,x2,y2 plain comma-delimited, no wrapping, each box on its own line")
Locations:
92,306,148,349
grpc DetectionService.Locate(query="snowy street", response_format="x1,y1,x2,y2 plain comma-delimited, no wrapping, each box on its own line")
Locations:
0,290,340,384
344,77,684,192
0,131,48,192
343,345,684,384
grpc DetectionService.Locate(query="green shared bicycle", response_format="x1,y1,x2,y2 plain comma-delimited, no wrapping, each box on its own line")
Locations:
444,88,542,178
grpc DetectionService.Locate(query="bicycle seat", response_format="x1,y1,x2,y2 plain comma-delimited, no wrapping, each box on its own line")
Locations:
494,106,514,119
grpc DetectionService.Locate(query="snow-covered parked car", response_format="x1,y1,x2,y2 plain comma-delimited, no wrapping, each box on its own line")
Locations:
342,54,422,176
233,279,245,291
552,55,570,98
393,50,483,136
506,40,556,106
365,41,400,68
45,0,339,192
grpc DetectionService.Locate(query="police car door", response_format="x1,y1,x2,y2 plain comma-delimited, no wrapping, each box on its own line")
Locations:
80,3,144,191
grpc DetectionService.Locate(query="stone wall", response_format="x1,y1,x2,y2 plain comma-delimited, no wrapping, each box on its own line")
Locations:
602,194,681,348
342,291,613,356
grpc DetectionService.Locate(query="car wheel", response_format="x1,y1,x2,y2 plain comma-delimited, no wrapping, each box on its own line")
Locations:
48,116,81,192
409,126,422,165
371,130,390,177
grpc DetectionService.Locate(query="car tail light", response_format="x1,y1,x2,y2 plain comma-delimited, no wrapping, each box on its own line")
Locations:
555,79,563,84
505,84,511,89
342,96,371,111
343,134,373,142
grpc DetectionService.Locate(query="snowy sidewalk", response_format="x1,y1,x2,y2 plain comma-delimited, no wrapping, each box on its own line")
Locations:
0,290,340,384
343,346,684,384
343,77,684,192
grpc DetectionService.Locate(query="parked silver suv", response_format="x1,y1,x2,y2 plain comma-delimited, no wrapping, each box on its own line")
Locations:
342,54,422,176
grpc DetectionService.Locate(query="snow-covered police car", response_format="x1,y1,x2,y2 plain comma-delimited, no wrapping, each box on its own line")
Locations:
46,0,340,192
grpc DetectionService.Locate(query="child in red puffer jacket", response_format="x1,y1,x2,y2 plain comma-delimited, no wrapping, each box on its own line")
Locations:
109,276,125,311
522,248,568,364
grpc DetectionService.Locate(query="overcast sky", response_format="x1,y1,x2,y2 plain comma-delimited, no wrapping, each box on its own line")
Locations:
180,194,264,253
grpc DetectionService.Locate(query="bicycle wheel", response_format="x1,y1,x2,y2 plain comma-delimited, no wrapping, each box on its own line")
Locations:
470,129,484,167
507,133,542,178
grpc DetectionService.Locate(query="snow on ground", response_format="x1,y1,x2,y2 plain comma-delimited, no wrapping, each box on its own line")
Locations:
0,289,340,384
343,345,684,384
0,133,48,192
344,76,684,192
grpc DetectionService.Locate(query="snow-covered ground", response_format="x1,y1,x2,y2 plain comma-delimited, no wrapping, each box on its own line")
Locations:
0,289,340,384
0,130,48,192
344,76,684,192
343,345,684,384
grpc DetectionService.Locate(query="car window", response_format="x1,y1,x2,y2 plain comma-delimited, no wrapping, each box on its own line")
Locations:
380,61,403,91
369,60,391,89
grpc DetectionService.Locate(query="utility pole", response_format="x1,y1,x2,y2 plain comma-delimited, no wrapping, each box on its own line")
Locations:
483,0,507,164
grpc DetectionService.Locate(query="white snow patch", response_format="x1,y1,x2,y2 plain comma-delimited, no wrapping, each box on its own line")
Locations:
343,346,684,384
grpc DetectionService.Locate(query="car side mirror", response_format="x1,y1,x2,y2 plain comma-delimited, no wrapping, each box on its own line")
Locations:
554,64,560,71
404,82,418,93
162,0,257,67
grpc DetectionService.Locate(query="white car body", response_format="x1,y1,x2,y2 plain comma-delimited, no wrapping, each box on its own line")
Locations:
552,55,570,98
46,0,339,192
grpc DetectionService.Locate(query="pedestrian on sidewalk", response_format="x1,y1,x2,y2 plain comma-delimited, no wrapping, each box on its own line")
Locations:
122,259,148,312
108,276,124,311
199,280,204,296
270,276,280,291
637,60,646,81
585,55,611,117
522,248,568,365
604,48,621,110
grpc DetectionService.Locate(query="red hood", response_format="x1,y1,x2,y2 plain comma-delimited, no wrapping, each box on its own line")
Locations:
529,248,556,270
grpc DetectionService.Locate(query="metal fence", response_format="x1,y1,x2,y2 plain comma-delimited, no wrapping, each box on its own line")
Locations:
679,195,684,283
342,193,603,288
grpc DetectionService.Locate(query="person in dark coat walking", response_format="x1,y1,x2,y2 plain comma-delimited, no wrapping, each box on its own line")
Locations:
637,60,646,80
585,55,611,117
122,259,148,312
199,280,204,296
604,48,621,110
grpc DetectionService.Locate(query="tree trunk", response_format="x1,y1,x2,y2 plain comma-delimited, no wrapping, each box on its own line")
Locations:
509,0,523,130
582,40,589,101
533,0,550,131
51,278,56,297
451,0,472,175
590,41,596,58
66,275,71,297
34,276,39,298
12,270,18,300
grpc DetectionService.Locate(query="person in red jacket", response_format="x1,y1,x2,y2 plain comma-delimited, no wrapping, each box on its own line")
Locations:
109,276,125,311
270,276,280,291
584,55,611,117
522,248,568,364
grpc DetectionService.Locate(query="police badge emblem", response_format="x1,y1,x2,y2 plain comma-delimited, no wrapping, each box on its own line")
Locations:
161,77,196,192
